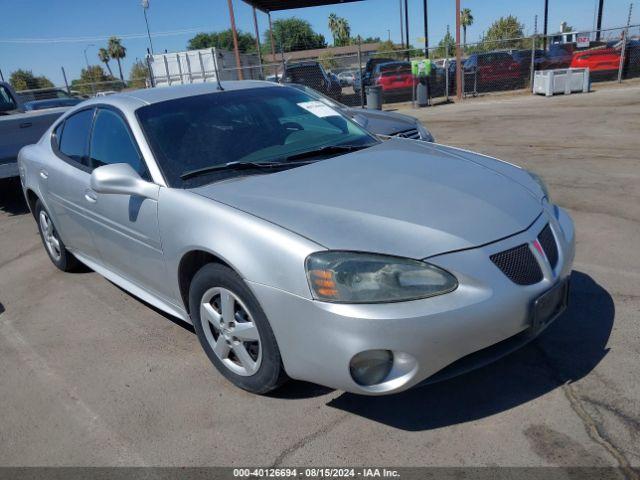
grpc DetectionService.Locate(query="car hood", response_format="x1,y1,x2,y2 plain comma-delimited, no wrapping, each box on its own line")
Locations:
345,107,418,135
192,140,543,259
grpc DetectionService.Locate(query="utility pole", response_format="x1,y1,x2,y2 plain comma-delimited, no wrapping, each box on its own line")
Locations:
83,43,96,95
455,0,462,100
399,0,405,48
596,0,605,40
226,0,244,80
543,0,549,49
404,0,410,60
423,0,429,54
141,0,154,55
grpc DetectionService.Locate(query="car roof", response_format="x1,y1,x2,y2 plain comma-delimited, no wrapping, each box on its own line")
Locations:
78,81,278,108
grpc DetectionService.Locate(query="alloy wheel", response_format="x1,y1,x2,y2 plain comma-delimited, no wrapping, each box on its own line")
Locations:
39,210,62,262
200,287,262,376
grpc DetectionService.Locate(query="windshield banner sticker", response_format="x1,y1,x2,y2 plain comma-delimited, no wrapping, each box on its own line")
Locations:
297,101,338,118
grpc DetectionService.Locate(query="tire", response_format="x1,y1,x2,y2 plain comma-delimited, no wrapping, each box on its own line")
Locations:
189,263,288,394
35,199,80,272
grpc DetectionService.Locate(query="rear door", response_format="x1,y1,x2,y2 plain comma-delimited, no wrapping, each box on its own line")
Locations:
86,106,169,299
44,108,102,260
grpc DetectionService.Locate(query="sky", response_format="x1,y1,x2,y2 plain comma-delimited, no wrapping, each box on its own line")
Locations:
0,0,635,86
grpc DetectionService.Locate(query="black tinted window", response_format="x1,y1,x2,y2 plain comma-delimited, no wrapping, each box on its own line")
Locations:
90,109,146,176
0,86,17,112
59,109,94,164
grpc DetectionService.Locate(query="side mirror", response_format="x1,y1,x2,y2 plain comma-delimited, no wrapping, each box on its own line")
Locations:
90,163,159,200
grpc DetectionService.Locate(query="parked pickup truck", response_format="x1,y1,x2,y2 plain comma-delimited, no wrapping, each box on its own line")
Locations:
0,82,72,179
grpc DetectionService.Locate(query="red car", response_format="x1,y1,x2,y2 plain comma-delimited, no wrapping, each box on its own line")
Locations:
571,48,621,73
373,62,414,99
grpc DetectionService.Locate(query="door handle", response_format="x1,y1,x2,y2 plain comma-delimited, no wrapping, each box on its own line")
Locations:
39,169,49,179
84,190,98,203
19,122,33,129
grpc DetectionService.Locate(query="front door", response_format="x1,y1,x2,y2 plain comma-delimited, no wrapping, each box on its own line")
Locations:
85,107,170,300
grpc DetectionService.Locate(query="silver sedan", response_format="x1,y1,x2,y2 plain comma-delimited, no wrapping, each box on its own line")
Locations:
18,81,575,395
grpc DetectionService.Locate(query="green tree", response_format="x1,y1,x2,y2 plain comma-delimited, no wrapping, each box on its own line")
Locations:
460,8,474,46
263,18,326,53
128,60,148,89
187,29,256,53
433,32,456,58
335,17,351,47
318,51,338,71
375,40,403,60
9,69,54,91
484,15,525,48
98,47,113,77
328,13,339,45
107,36,127,82
70,65,117,95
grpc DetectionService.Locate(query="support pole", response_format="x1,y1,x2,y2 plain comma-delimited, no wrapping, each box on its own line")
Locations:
596,0,605,41
399,0,405,48
618,3,633,83
404,0,410,61
423,0,429,54
226,0,244,80
268,12,278,80
543,0,549,49
252,7,263,78
455,0,462,100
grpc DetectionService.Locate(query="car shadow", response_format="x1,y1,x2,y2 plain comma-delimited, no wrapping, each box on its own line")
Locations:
326,271,613,431
0,178,30,216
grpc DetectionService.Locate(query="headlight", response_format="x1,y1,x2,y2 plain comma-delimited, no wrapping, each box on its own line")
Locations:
305,251,458,303
527,170,551,201
417,123,434,142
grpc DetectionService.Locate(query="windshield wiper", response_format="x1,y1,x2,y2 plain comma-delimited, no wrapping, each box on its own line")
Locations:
180,160,311,180
282,144,370,162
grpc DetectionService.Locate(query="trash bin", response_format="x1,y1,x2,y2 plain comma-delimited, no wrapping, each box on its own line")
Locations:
366,85,383,110
417,80,429,107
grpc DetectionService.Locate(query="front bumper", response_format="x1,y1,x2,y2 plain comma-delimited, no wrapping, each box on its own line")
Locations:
249,206,575,395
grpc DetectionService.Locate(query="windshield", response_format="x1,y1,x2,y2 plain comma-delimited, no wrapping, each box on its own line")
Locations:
137,86,377,188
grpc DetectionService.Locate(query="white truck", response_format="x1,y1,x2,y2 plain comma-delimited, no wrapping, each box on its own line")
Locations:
0,82,71,179
147,48,263,87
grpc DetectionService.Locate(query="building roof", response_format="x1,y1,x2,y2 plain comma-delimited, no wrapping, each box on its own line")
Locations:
242,0,363,12
263,42,382,63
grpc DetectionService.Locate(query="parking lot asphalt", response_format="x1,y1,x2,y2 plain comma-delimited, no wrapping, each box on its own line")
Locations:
1,85,639,468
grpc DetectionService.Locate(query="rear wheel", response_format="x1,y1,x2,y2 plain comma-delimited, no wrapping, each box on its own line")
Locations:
35,199,79,272
189,263,288,394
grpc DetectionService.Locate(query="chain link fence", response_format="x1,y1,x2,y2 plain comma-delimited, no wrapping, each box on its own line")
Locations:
8,24,640,109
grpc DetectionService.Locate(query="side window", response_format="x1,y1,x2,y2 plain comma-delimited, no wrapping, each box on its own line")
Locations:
58,109,94,165
89,109,148,178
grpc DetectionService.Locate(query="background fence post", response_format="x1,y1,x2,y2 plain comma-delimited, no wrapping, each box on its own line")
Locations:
618,3,634,83
357,38,364,108
530,35,536,92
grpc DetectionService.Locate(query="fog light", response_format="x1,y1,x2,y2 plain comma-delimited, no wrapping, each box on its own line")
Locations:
349,350,393,386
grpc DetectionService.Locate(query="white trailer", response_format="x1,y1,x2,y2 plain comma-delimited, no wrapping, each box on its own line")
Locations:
147,48,263,87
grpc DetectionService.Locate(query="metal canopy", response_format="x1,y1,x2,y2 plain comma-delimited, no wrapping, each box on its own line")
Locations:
243,0,363,13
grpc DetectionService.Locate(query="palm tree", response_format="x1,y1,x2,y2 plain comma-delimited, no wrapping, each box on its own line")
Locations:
97,48,113,77
328,13,339,46
107,36,127,83
335,18,351,46
460,8,474,46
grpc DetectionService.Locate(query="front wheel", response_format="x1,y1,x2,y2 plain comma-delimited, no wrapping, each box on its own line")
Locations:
189,263,288,394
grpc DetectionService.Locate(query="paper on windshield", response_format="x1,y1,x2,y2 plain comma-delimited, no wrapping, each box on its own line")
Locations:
297,101,338,118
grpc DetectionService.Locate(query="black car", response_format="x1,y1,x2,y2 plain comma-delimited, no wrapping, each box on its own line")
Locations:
282,61,342,99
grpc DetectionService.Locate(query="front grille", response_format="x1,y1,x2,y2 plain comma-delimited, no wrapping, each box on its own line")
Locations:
393,128,421,140
538,224,558,269
490,244,543,285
